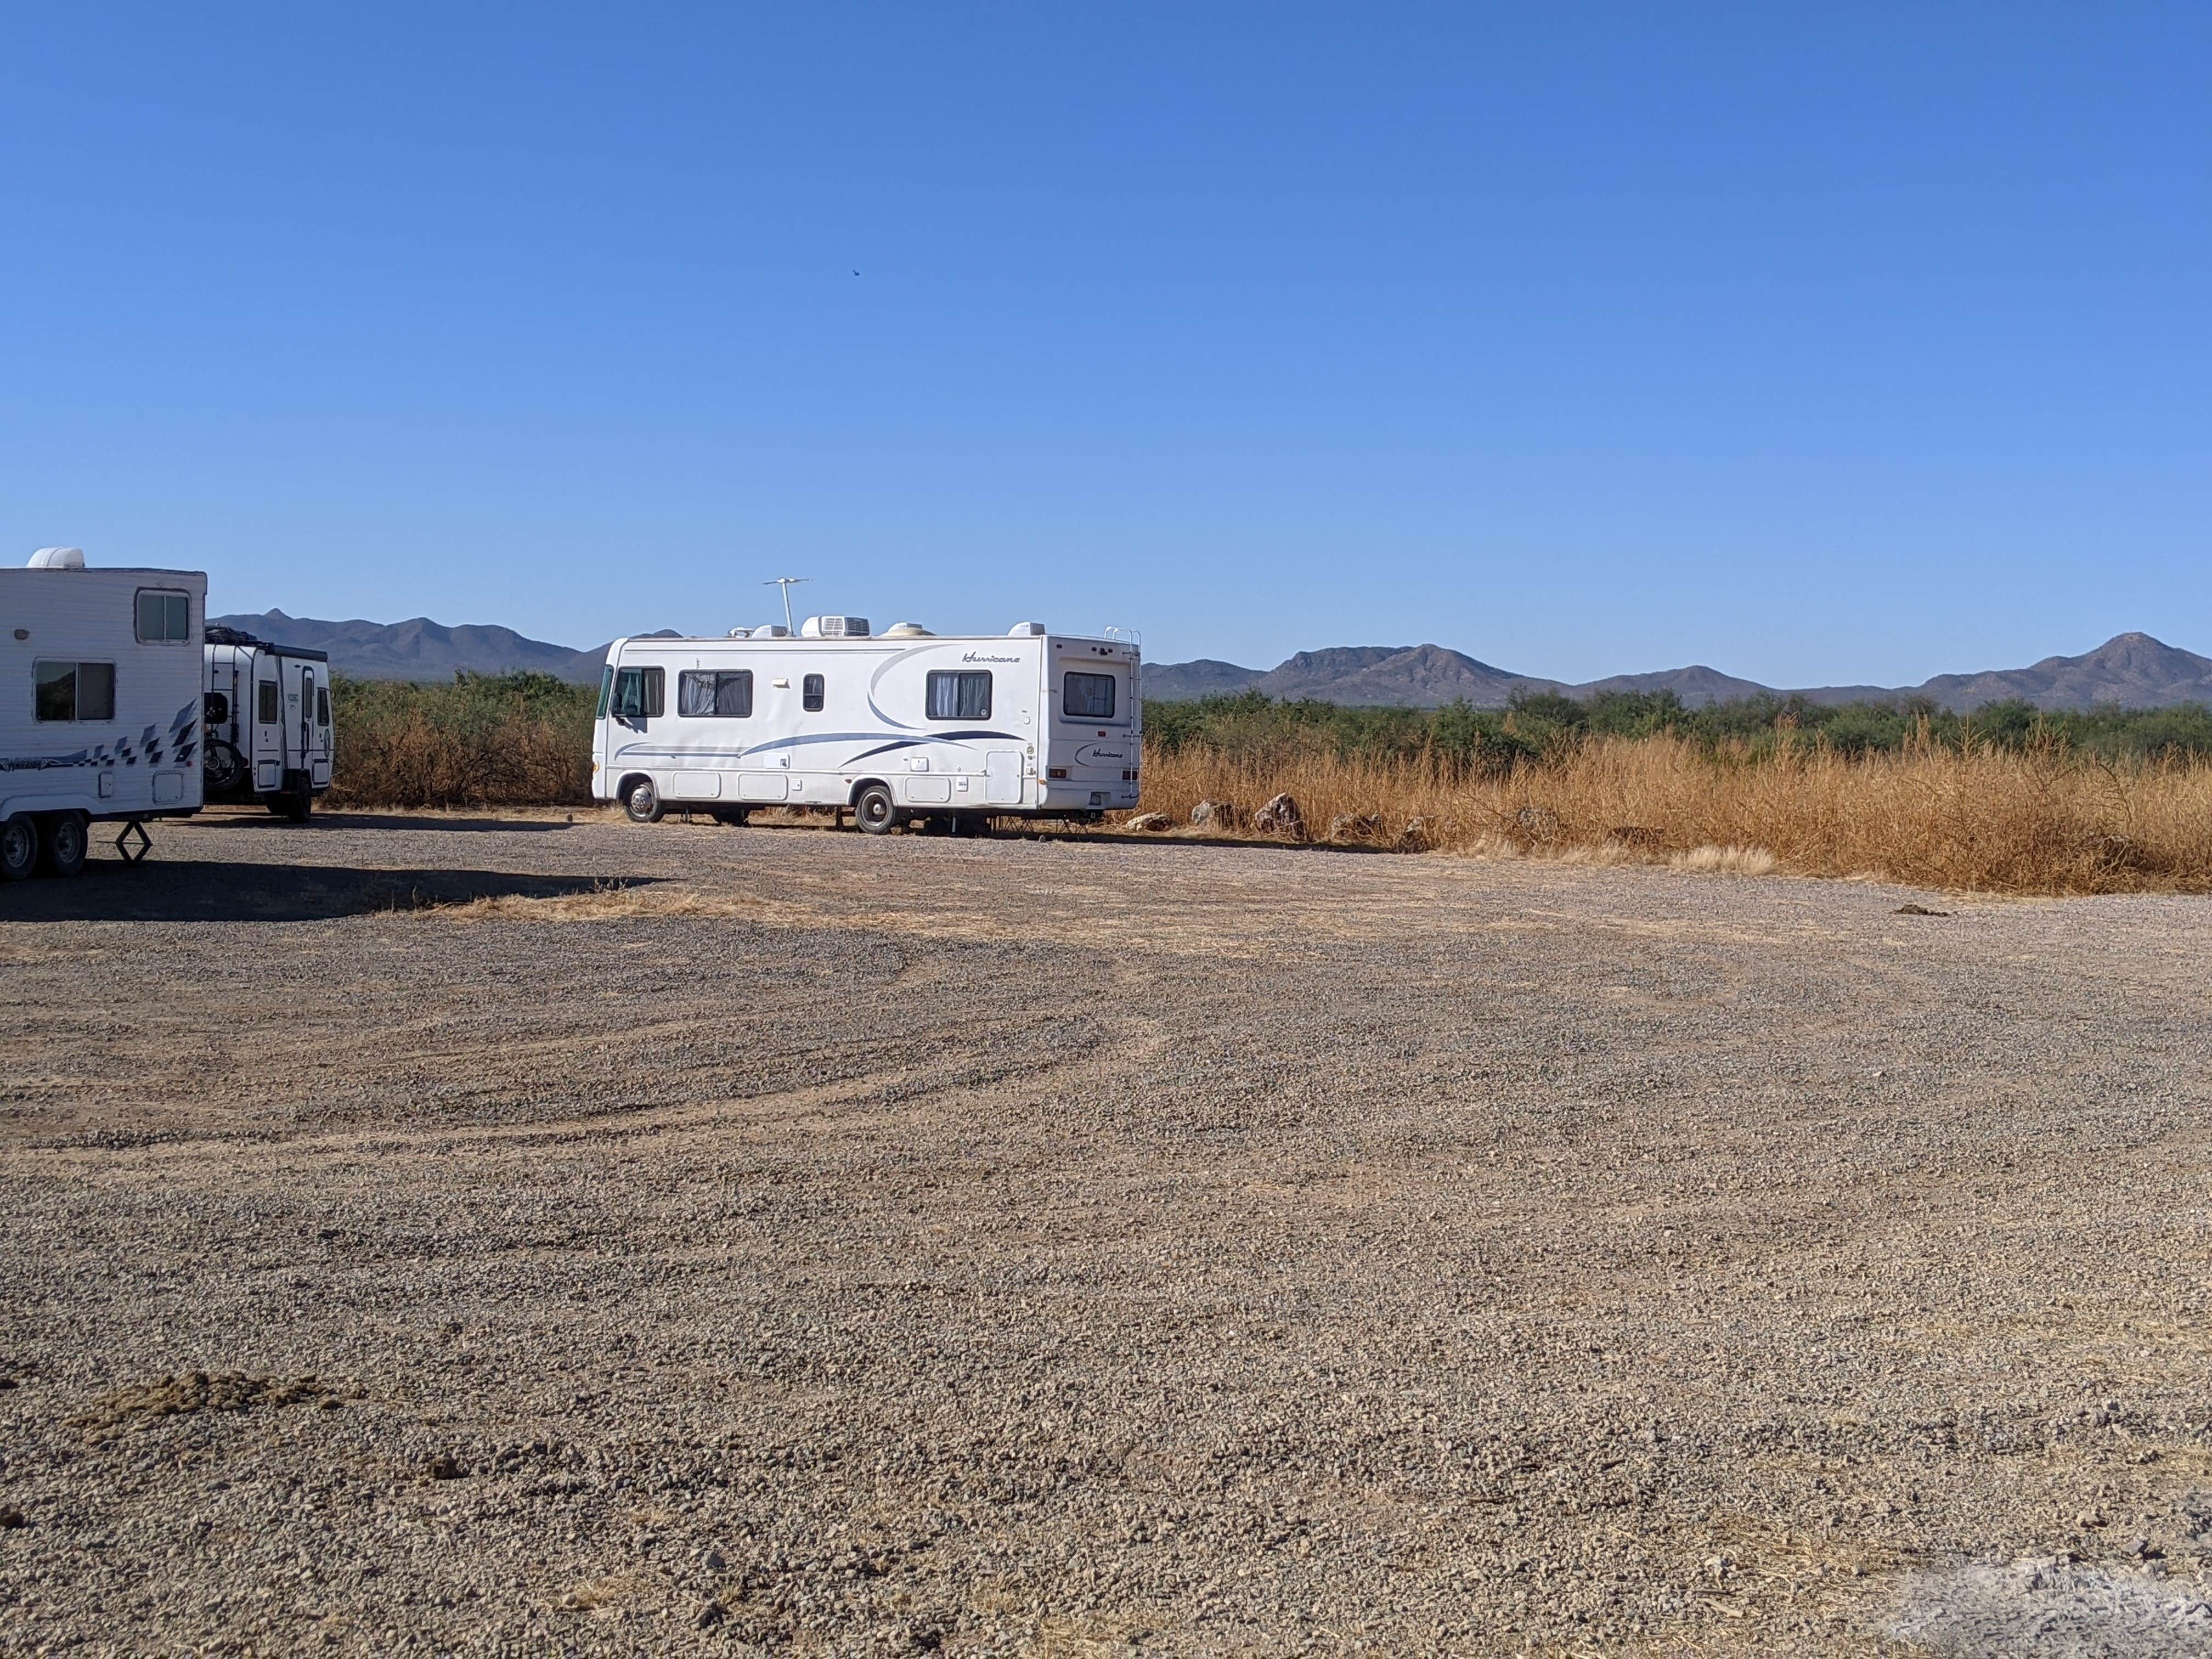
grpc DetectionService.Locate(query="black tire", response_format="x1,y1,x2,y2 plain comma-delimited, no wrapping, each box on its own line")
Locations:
0,815,36,882
853,783,900,835
710,806,751,826
203,739,245,795
283,786,313,823
623,777,664,824
37,812,87,878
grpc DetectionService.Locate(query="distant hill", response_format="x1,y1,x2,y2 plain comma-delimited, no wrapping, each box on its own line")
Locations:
1143,633,2212,712
211,611,611,683
213,612,2212,712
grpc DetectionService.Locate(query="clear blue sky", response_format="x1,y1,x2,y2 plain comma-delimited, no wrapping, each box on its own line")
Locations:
4,4,2205,684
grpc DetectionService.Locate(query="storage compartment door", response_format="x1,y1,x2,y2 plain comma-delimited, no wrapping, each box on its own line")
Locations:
985,750,1023,805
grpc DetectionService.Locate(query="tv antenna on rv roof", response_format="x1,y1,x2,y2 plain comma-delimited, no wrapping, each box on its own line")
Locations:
764,575,809,634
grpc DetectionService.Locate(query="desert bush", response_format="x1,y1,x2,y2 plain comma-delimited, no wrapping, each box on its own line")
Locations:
328,673,596,808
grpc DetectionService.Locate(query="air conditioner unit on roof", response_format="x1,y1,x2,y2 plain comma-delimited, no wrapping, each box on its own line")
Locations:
800,615,870,638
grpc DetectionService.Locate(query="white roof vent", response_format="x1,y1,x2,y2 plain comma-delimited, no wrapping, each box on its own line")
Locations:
755,623,790,638
883,622,933,637
27,546,85,569
727,627,753,637
1008,620,1046,636
799,615,870,638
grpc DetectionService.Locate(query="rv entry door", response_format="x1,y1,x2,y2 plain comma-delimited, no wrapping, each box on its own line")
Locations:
985,750,1023,805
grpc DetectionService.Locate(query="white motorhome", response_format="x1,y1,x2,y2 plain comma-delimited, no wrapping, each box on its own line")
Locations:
592,617,1141,832
202,628,334,820
0,548,207,878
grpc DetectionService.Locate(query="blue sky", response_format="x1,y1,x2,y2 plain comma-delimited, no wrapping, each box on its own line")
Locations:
3,4,2205,684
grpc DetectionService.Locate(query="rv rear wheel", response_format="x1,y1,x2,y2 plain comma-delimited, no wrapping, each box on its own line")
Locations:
623,777,664,823
0,816,36,882
854,783,901,835
37,812,87,878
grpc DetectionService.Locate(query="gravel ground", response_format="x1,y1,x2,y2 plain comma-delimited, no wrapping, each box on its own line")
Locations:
4,808,2212,1654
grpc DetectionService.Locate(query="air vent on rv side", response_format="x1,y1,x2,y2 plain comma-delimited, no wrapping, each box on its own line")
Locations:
799,616,871,638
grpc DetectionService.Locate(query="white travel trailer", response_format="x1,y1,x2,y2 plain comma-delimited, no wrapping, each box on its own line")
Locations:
0,548,207,878
592,618,1141,832
202,628,334,819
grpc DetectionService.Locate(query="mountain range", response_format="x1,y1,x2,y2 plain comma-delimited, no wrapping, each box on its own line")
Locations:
1144,633,2212,711
215,611,2212,712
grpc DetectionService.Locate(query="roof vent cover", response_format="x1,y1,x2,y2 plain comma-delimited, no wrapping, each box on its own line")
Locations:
27,546,85,569
1008,620,1046,637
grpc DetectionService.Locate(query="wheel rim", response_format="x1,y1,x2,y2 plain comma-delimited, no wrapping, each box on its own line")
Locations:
55,821,83,861
1,822,31,870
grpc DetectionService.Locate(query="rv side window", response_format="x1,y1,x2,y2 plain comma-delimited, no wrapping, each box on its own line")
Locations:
678,670,753,719
610,666,663,719
925,670,991,721
595,666,613,719
1064,672,1116,720
316,687,331,726
803,673,824,712
258,680,280,724
34,662,115,722
134,588,193,644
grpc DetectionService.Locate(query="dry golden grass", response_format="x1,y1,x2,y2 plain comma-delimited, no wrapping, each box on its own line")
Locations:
327,708,589,809
1133,734,2212,894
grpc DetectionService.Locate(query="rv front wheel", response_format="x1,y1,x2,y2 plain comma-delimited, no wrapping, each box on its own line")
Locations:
854,783,901,835
623,778,664,824
0,816,36,882
37,812,87,878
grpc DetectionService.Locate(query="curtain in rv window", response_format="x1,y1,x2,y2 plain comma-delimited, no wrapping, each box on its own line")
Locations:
1064,671,1116,719
926,670,991,721
609,667,664,719
35,662,116,722
679,670,753,718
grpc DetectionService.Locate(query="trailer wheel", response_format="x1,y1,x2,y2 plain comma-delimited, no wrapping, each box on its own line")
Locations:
853,783,901,835
281,784,313,823
37,812,87,878
203,739,245,795
0,815,36,882
623,777,664,824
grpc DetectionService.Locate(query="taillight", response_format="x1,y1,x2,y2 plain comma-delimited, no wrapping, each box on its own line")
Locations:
1047,766,1069,780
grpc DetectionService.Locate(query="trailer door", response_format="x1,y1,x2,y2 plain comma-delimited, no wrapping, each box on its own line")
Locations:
298,664,330,787
251,659,284,793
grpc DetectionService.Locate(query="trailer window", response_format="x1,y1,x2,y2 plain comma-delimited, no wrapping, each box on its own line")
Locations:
1064,671,1116,720
258,680,280,724
926,670,991,721
803,673,824,712
316,687,331,726
134,588,193,644
34,661,115,722
610,666,663,719
679,669,753,718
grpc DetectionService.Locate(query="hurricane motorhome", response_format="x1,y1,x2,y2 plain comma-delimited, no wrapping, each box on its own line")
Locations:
0,548,207,878
203,629,334,820
592,618,1140,832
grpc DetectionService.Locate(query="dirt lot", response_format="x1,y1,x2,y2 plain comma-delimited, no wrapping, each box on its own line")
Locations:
4,809,2212,1654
